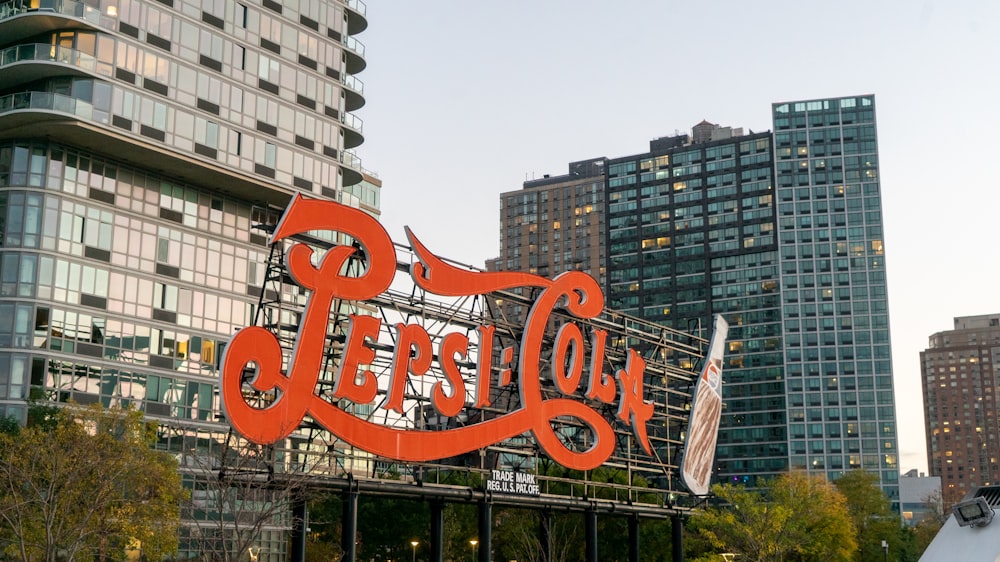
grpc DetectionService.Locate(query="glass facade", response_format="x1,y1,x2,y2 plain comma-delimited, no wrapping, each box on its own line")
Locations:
0,0,371,558
603,131,788,486
773,95,898,505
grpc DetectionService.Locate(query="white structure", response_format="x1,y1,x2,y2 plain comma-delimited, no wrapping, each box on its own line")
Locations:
920,487,1000,561
900,469,942,526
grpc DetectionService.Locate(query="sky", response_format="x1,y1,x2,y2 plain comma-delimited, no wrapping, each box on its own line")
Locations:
354,0,1000,475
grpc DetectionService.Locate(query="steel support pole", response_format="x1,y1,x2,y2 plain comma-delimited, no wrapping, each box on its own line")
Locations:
430,500,444,562
477,499,492,562
290,496,308,562
341,488,358,562
671,514,684,562
585,508,598,562
628,513,640,562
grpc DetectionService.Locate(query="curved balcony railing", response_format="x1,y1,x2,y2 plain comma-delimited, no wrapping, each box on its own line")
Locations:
341,112,362,132
342,35,365,59
0,42,111,78
343,0,367,34
345,0,366,18
0,0,104,26
0,90,109,124
342,74,364,96
340,150,362,171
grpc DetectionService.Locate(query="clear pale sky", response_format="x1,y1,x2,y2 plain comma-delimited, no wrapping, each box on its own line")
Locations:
356,1,1000,475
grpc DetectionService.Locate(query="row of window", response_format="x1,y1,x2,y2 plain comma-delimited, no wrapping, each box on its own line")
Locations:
2,70,347,192
1,193,270,299
786,364,893,387
774,96,872,114
0,247,253,333
115,0,352,82
0,143,266,245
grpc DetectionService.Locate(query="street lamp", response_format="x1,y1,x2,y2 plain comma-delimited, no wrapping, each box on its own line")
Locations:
410,540,418,562
470,539,478,562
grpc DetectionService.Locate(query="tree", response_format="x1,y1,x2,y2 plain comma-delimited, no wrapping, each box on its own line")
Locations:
833,470,908,561
491,507,582,562
180,435,316,562
909,489,944,559
691,472,856,562
0,414,19,437
0,404,186,562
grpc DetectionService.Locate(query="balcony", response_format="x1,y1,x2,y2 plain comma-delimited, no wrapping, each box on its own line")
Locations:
341,33,366,75
340,150,362,187
341,73,364,112
0,0,111,46
0,43,112,90
343,0,367,35
0,90,108,124
341,112,363,149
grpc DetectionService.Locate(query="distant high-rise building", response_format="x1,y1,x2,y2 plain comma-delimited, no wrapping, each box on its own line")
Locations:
0,1,372,558
492,158,606,284
921,314,1000,502
493,95,900,505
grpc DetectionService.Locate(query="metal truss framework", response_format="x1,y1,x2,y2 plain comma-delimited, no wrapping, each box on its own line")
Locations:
225,221,711,515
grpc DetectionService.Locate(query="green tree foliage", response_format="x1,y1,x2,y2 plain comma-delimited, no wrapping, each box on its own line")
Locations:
691,472,856,562
357,495,429,560
904,488,944,559
833,470,908,561
0,415,19,437
0,404,186,562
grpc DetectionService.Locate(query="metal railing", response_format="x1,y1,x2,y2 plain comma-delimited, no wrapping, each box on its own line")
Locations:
341,74,364,96
341,112,363,132
342,34,365,58
344,0,366,18
0,0,104,26
339,150,362,171
0,42,112,78
0,90,109,125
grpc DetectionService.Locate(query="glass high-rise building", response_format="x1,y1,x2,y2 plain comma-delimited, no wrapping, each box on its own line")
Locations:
771,96,897,504
493,95,900,505
0,0,372,558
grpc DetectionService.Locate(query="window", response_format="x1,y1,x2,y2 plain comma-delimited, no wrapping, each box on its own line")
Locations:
200,29,224,63
139,98,168,130
195,119,219,148
116,42,140,73
258,54,279,81
154,282,178,312
141,51,169,83
233,44,246,70
196,73,222,105
260,13,282,45
146,6,172,40
236,3,248,28
202,0,225,19
264,142,276,168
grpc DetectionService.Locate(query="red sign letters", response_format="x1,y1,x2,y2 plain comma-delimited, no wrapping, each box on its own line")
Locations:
221,195,654,471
